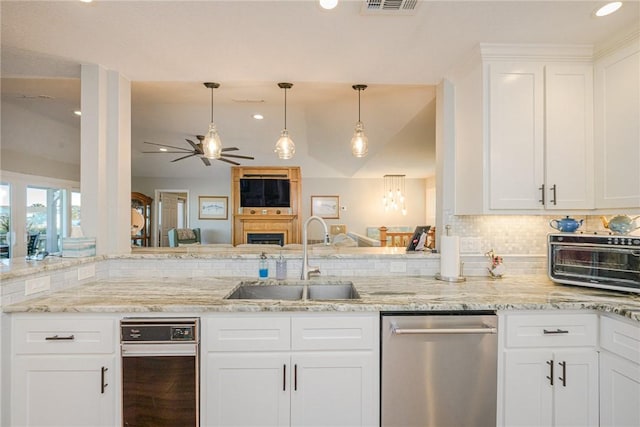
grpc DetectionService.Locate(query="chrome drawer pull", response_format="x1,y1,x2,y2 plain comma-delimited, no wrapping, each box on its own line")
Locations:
101,366,108,394
546,360,554,386
558,361,567,387
45,334,75,341
543,329,569,335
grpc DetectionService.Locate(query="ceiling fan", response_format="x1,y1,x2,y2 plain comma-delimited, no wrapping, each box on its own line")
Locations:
143,135,255,166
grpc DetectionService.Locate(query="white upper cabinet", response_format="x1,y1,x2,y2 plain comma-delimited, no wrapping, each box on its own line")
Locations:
453,45,595,214
594,38,640,209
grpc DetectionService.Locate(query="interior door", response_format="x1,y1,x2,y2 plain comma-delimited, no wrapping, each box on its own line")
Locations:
159,192,179,247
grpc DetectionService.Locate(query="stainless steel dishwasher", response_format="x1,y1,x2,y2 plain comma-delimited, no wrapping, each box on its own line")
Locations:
381,312,498,427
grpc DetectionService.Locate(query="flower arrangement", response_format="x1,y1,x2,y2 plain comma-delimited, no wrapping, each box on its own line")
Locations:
486,249,505,278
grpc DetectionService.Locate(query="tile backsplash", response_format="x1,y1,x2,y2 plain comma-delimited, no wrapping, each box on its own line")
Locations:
448,215,634,255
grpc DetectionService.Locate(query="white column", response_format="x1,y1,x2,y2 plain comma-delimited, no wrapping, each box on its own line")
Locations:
435,79,455,250
81,65,131,255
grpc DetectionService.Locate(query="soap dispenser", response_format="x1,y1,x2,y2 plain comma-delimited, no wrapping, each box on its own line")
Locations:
259,252,269,279
276,252,287,280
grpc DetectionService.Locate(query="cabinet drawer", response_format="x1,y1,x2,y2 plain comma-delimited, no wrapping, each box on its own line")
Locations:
206,316,290,352
600,316,640,363
505,313,597,348
13,317,115,355
291,315,375,351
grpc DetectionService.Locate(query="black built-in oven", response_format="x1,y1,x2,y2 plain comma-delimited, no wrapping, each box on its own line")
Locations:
121,318,199,427
548,233,640,293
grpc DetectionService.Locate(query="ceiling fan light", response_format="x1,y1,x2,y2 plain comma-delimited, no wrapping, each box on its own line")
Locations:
351,121,369,157
202,123,222,159
275,129,295,160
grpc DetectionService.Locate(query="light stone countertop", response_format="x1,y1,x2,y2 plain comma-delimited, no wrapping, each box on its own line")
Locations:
4,275,640,322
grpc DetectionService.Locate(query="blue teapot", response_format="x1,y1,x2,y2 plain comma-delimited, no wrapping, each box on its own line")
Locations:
550,216,583,233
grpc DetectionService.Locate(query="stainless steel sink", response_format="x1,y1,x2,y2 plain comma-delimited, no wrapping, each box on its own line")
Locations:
224,281,359,301
307,283,360,300
225,284,304,300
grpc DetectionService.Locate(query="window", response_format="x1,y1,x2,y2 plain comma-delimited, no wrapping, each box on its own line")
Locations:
71,190,81,230
26,186,68,253
0,183,10,259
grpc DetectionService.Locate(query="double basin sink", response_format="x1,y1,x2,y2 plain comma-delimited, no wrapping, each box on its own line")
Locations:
225,281,359,301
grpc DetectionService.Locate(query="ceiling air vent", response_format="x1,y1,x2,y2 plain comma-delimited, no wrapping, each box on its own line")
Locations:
362,0,420,15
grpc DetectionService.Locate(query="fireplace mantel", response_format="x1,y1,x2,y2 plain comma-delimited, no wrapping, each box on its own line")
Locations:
231,166,301,245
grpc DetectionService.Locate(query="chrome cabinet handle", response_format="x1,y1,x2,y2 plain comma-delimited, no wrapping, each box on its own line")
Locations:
101,367,108,394
550,184,557,205
45,334,75,341
558,361,567,387
539,184,545,205
283,364,286,391
294,364,298,391
543,329,569,335
546,360,554,386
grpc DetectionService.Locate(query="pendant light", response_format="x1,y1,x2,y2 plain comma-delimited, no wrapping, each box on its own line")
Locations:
382,174,407,215
274,82,295,159
202,82,222,159
351,84,369,157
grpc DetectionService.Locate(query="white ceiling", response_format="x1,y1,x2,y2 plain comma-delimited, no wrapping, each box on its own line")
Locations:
1,0,638,180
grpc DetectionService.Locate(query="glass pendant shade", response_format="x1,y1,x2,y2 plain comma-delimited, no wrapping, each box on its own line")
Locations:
275,129,295,160
202,82,222,159
202,122,222,159
351,84,368,157
275,83,295,160
351,121,368,157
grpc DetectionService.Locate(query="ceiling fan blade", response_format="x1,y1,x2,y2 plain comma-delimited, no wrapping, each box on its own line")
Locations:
142,151,193,154
221,147,239,152
218,157,240,166
222,154,255,160
185,139,203,153
171,153,198,162
144,141,192,152
201,157,211,166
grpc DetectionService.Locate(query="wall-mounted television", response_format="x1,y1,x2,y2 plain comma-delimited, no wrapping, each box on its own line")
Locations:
240,178,291,208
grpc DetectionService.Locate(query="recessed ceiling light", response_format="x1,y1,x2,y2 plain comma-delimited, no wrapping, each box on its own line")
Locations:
253,114,264,120
319,0,338,10
80,0,93,3
595,2,622,17
159,148,168,152
73,110,82,116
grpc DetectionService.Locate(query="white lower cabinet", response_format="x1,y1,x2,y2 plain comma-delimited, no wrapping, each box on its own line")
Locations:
504,350,598,426
13,356,115,426
10,315,117,427
599,315,640,427
500,312,599,427
204,313,378,427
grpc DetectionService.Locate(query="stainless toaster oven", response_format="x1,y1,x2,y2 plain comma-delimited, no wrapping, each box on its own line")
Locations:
548,233,640,293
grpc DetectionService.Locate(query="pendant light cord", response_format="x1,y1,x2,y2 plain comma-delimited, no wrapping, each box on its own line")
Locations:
210,87,214,123
283,87,287,130
358,88,361,122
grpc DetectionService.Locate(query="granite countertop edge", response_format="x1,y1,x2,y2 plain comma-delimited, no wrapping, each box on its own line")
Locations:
4,275,640,322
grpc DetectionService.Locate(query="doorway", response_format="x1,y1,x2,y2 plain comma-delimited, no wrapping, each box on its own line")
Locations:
153,190,189,247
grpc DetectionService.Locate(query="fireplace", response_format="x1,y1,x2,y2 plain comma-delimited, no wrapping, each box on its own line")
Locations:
246,233,285,246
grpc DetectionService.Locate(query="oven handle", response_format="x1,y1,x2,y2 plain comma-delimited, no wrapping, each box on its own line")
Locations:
121,342,198,357
551,243,640,254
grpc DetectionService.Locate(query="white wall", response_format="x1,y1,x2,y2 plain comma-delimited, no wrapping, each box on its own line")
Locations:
1,102,80,182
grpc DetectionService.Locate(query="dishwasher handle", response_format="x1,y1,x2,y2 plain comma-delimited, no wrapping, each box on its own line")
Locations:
391,325,497,335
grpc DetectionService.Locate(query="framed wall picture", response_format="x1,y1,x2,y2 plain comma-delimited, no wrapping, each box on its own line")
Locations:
199,196,228,220
311,195,340,219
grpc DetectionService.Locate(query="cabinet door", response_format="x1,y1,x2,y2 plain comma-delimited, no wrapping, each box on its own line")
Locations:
488,62,545,210
595,43,640,208
503,350,553,426
290,352,376,427
545,65,594,210
12,356,115,427
206,353,290,427
553,350,599,427
600,352,640,427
